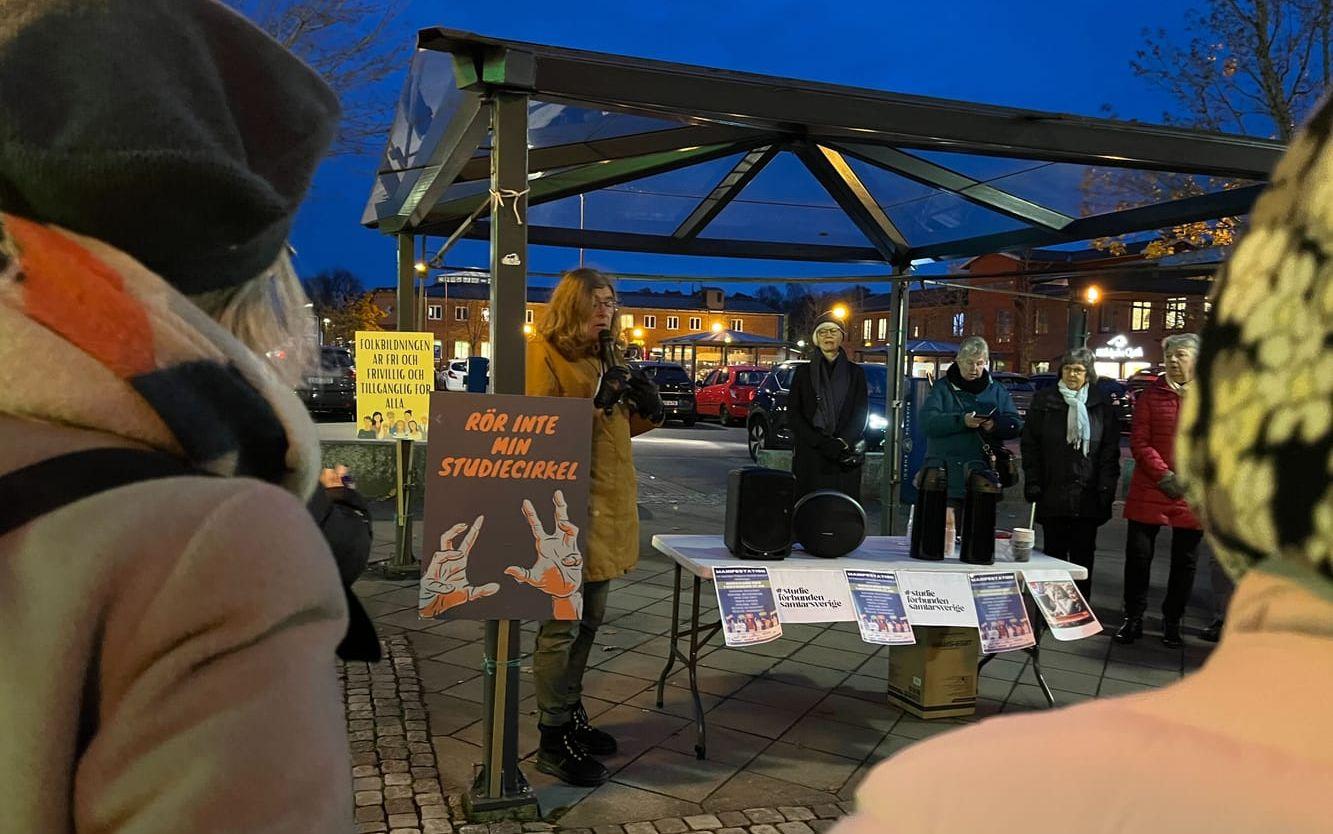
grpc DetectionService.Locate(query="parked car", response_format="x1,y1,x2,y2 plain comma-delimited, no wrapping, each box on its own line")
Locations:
630,361,697,426
298,346,356,417
1029,372,1057,391
438,357,489,392
991,371,1035,417
746,360,888,461
695,365,768,425
1125,366,1164,400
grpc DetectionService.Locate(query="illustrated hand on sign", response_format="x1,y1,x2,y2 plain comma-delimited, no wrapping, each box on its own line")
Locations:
419,516,501,616
505,490,584,619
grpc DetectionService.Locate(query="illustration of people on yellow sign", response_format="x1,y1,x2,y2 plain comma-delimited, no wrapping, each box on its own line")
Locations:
355,331,433,440
418,491,584,619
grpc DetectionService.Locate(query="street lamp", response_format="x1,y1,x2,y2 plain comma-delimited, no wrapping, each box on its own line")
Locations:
1084,285,1102,305
320,317,331,346
414,261,427,273
832,304,848,320
711,321,724,333
522,324,533,336
632,327,644,340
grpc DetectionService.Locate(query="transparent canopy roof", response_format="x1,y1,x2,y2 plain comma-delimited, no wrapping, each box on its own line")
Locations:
366,31,1284,267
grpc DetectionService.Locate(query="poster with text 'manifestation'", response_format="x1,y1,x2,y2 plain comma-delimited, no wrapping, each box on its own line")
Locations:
969,572,1036,654
713,566,783,647
418,393,592,622
844,570,915,646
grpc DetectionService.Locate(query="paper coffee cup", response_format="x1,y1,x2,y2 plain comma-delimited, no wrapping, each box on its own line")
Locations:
1012,527,1035,545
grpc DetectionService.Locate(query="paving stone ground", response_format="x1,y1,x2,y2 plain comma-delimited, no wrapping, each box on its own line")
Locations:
347,467,1220,833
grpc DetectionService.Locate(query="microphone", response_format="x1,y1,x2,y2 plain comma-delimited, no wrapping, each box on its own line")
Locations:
597,328,616,369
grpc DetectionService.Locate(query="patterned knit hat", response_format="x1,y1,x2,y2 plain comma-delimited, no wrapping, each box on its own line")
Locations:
1177,95,1333,601
0,0,339,294
812,311,847,336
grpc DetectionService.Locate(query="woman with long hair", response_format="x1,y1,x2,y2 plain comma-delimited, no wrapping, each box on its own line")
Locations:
524,267,664,787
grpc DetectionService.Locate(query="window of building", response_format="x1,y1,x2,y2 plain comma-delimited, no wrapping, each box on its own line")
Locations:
969,314,984,335
620,313,634,329
863,319,872,341
427,305,442,321
952,312,965,337
878,317,888,341
1131,300,1152,332
911,322,921,338
453,340,469,358
667,316,679,330
455,306,468,322
1034,308,1048,335
644,315,657,329
688,316,701,330
525,309,534,324
1165,297,1186,330
481,307,490,323
730,318,743,331
995,310,1014,344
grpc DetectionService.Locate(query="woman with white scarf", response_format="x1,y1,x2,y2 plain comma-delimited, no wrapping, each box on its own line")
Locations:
1020,347,1121,601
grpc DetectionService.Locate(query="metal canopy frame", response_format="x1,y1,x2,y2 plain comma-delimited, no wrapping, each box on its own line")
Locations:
368,27,1282,266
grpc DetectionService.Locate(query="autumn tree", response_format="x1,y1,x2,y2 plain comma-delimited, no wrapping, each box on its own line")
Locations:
1090,0,1329,257
224,0,409,155
303,268,386,344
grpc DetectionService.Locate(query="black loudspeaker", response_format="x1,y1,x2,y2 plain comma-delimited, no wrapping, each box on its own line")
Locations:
725,467,795,559
792,491,867,558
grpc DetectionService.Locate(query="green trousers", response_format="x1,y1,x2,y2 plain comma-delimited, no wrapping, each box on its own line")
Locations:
533,579,611,726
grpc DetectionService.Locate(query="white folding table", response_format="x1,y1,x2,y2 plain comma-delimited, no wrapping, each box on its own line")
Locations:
650,534,1090,759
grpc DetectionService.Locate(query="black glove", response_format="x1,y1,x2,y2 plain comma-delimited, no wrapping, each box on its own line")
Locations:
625,372,665,422
593,365,632,414
814,436,848,462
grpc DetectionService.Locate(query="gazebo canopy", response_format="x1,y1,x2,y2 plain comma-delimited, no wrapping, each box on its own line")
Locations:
862,339,960,355
364,29,1283,268
659,330,788,348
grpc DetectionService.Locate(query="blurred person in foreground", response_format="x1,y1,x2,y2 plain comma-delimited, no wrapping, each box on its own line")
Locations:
830,96,1333,834
1115,333,1205,648
787,312,869,501
1020,347,1120,601
525,268,664,786
0,1,357,830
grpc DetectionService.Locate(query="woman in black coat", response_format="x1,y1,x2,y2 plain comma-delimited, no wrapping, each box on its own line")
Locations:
1020,348,1120,600
787,313,869,501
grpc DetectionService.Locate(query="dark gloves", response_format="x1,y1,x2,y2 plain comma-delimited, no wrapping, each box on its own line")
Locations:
594,365,632,414
625,371,665,422
838,439,866,471
1158,471,1188,500
815,436,848,462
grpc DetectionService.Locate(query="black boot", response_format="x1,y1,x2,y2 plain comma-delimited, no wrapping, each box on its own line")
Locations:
1200,618,1224,643
571,701,617,756
1113,616,1143,644
537,722,609,787
1162,620,1184,648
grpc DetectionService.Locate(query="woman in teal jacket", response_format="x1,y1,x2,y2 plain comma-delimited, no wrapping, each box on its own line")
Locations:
921,336,1023,501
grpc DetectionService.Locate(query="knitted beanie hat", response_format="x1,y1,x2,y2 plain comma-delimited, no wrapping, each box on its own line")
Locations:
1177,94,1333,602
812,311,846,336
0,0,340,294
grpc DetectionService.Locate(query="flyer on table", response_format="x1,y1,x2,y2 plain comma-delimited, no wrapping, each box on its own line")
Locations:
1024,570,1103,640
969,572,1036,653
769,568,856,624
844,570,915,646
418,392,592,622
895,571,978,628
713,566,783,647
354,330,434,441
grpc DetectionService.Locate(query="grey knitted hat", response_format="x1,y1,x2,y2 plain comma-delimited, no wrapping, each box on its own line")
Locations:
0,0,340,294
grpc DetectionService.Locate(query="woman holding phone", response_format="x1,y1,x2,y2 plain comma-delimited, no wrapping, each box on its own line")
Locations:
921,336,1022,508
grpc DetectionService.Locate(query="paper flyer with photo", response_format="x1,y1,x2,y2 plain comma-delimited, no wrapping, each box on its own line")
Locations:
895,571,978,628
844,570,916,645
713,566,783,647
1024,570,1103,640
769,569,856,624
969,572,1036,653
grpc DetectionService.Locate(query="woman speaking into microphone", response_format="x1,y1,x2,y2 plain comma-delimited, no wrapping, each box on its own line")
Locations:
525,268,664,786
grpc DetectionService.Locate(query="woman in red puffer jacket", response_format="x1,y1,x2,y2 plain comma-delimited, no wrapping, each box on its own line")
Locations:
1114,333,1203,648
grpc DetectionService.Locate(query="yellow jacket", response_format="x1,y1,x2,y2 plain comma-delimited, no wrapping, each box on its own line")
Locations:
526,336,657,582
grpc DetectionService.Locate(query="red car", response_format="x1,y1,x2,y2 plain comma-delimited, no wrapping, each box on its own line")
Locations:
695,365,768,425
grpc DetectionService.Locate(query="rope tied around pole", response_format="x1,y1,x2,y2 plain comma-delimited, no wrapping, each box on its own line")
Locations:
482,654,526,676
489,187,531,226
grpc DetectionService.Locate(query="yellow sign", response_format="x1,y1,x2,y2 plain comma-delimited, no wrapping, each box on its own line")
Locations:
354,331,434,441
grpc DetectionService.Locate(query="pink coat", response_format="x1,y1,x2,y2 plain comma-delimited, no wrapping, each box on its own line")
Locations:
833,571,1333,834
1124,377,1200,529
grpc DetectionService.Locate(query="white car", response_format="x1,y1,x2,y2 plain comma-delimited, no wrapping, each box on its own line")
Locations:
439,359,469,391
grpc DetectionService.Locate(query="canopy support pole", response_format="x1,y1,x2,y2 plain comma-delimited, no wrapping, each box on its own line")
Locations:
882,270,910,536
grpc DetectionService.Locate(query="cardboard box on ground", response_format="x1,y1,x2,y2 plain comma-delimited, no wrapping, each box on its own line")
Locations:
887,626,980,719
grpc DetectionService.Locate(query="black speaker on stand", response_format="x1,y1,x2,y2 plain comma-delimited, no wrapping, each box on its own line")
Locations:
724,467,796,559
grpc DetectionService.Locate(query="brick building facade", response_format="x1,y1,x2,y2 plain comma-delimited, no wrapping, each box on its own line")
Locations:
370,279,783,363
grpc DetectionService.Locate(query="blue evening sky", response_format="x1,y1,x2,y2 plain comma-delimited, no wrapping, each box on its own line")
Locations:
288,0,1197,293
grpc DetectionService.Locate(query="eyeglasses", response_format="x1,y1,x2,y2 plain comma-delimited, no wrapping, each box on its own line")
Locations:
592,299,618,311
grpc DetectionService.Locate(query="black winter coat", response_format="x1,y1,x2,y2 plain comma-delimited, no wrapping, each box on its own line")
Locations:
787,354,869,501
1019,384,1121,523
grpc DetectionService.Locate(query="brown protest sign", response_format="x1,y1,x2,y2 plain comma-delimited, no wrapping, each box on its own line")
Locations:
419,392,592,621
